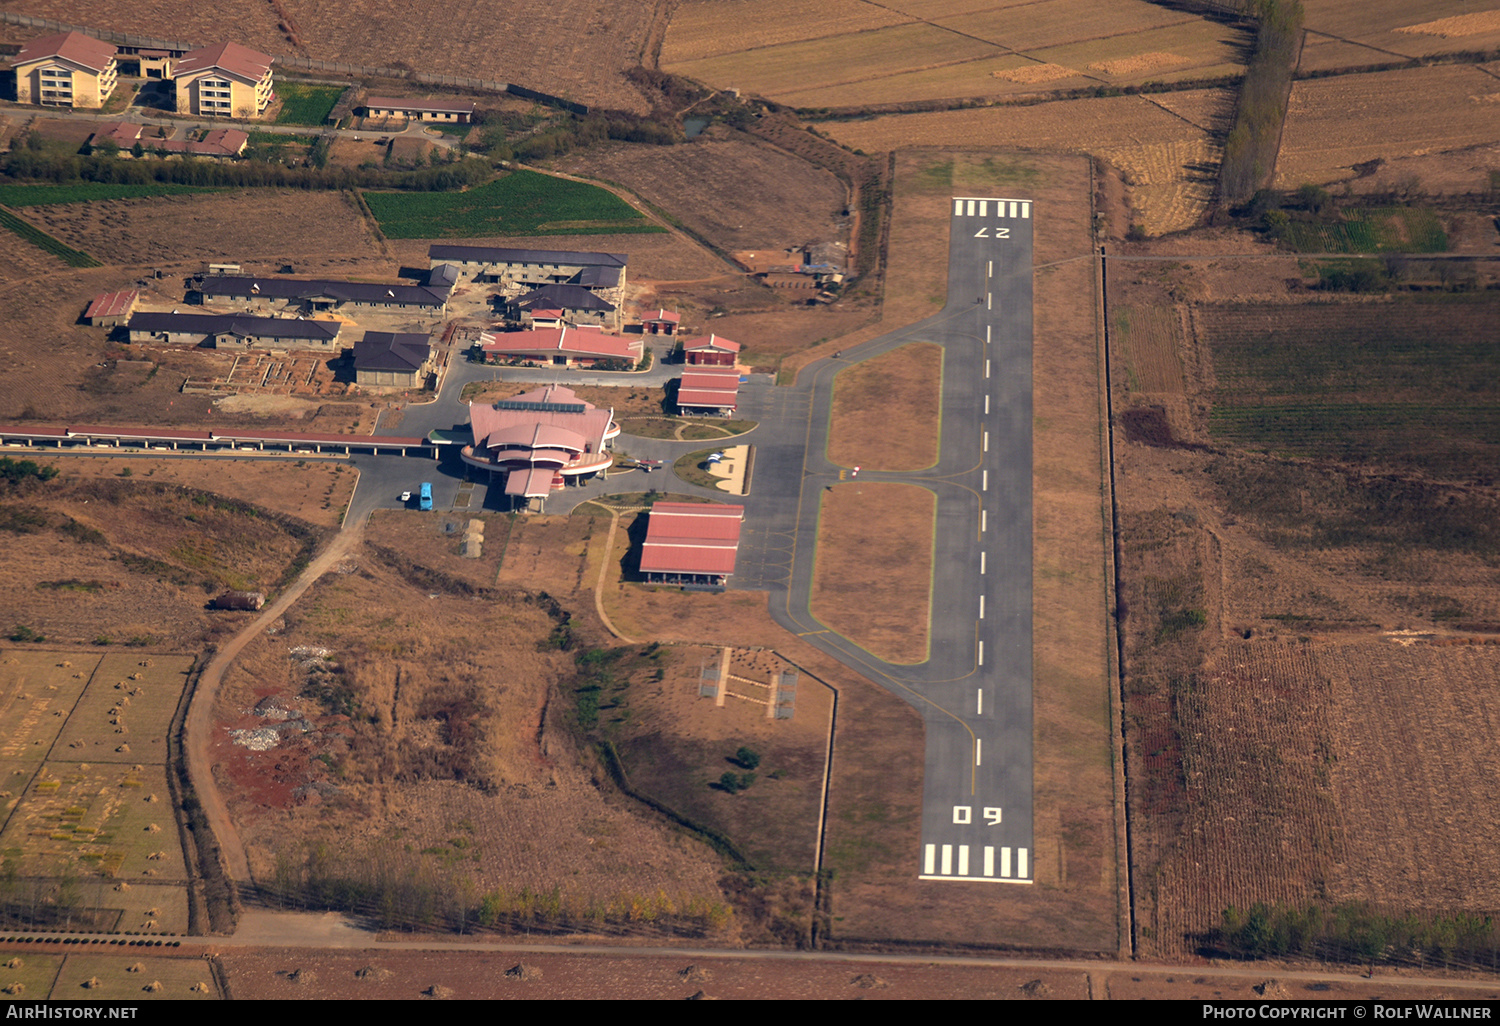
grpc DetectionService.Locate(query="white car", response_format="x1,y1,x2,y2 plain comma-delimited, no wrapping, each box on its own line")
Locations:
401,491,412,502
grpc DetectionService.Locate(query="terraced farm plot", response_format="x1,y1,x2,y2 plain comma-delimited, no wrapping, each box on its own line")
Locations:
660,0,914,63
50,953,217,999
1300,1,1500,72
1202,298,1500,480
0,651,195,933
667,0,1246,108
363,171,661,238
1275,66,1500,187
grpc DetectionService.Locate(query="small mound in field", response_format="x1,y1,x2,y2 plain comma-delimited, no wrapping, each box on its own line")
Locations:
82,977,101,989
1089,52,1187,76
993,63,1076,84
686,990,716,1000
678,965,712,984
355,965,391,983
1255,979,1289,999
505,963,542,982
3,959,21,969
286,969,316,985
422,984,453,999
126,963,144,973
143,981,162,992
1020,979,1052,998
191,982,211,993
850,973,889,989
1396,11,1500,37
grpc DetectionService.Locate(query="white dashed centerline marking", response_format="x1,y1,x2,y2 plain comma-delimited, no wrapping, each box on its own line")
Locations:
986,292,991,310
980,551,986,574
982,470,988,491
985,359,990,378
975,739,982,766
977,689,983,715
978,640,984,666
983,430,989,453
984,394,989,414
979,595,985,619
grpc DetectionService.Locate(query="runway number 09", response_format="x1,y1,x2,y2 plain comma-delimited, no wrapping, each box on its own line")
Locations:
973,227,1010,238
952,806,1003,825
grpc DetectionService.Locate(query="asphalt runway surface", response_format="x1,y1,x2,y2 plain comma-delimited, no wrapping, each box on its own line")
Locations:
765,195,1036,883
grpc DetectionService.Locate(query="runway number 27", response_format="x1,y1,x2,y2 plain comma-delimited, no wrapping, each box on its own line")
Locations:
952,806,1003,825
973,227,1010,238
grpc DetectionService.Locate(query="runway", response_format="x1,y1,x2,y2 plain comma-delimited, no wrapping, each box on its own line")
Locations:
766,195,1035,883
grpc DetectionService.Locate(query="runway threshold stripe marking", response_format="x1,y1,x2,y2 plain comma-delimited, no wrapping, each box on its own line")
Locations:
1010,201,1018,218
1022,202,1030,218
1019,849,1029,877
967,200,975,216
941,844,953,875
958,845,970,876
1002,847,1012,878
984,846,995,876
953,199,962,215
924,843,936,874
979,201,988,216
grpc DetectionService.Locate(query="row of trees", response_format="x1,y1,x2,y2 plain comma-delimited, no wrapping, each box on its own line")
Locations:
1219,0,1305,207
2,148,494,192
1216,902,1500,971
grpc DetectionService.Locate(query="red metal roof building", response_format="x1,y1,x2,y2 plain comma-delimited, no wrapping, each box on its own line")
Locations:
642,309,681,336
682,332,740,366
639,502,745,586
84,289,140,326
677,366,741,416
462,384,620,512
477,326,641,368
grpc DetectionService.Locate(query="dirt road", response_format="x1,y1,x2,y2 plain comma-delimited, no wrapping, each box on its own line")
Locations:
183,522,366,887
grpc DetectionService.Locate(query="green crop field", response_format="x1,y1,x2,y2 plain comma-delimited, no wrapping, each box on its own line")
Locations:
362,170,665,238
1203,298,1500,480
0,208,100,267
0,183,221,206
273,83,344,126
1275,207,1449,254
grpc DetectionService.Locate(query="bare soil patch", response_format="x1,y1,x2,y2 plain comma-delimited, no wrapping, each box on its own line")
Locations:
826,342,942,471
810,483,934,665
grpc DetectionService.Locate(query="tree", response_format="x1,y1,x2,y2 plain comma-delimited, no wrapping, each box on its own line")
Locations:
734,746,761,770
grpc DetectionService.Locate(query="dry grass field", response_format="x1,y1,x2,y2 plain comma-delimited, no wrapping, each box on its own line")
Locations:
214,516,734,932
551,130,849,256
0,472,323,652
825,92,1230,234
1275,66,1500,188
810,483,935,665
7,0,661,112
827,342,943,471
0,650,197,934
662,0,1247,109
27,191,386,274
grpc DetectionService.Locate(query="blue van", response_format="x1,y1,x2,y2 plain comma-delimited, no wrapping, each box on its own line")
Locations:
419,482,433,510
